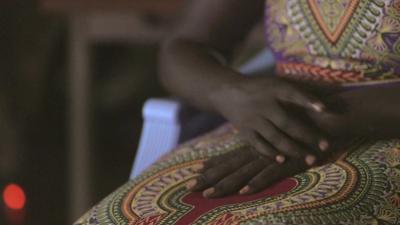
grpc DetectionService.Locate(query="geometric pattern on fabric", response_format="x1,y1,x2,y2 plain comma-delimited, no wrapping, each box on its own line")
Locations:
265,0,400,85
307,0,360,43
74,125,400,225
74,1,400,224
276,61,400,85
276,62,364,84
289,0,374,55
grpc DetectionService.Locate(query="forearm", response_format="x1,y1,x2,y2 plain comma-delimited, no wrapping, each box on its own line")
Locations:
159,38,246,113
359,85,400,138
157,0,264,112
332,84,400,138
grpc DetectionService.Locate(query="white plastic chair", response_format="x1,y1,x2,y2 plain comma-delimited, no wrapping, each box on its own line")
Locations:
130,48,275,178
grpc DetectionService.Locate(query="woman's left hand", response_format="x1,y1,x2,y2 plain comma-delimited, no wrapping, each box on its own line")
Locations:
186,147,308,198
187,136,352,198
188,83,400,198
186,87,370,198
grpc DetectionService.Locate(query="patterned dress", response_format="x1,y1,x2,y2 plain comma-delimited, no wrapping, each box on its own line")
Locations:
269,0,400,85
75,1,400,224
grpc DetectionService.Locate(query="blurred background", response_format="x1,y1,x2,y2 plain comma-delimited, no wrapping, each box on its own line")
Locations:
0,0,265,224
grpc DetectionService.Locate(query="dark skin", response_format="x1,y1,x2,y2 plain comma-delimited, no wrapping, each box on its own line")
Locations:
159,0,400,198
188,85,400,198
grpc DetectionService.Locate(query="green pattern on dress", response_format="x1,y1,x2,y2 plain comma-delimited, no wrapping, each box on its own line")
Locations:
267,0,400,84
75,126,400,225
75,1,400,224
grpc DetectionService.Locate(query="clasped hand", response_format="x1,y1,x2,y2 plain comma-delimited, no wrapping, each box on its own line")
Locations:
187,76,358,198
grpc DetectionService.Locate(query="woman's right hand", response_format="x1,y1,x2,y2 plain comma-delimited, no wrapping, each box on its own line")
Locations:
209,76,330,166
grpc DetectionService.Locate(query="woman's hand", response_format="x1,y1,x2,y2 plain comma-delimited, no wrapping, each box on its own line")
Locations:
187,147,307,198
309,83,400,139
209,76,330,166
188,79,400,199
187,138,352,198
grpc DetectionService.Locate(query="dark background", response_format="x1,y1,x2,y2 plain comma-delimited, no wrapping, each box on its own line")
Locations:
0,1,264,224
0,1,166,224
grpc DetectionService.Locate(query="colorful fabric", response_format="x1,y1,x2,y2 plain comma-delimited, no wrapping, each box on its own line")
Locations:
75,125,400,225
75,1,400,225
266,0,400,85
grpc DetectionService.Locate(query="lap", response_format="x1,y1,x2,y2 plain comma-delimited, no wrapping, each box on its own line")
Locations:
75,125,400,225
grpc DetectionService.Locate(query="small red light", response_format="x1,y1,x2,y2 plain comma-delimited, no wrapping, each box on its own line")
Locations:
3,183,26,210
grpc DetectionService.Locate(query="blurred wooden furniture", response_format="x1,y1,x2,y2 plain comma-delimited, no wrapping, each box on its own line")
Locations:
40,0,185,222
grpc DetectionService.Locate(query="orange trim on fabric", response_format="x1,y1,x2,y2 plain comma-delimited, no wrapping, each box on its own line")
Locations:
307,0,360,43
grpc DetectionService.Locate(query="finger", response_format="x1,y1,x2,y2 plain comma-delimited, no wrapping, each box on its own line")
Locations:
188,150,254,192
266,108,330,153
241,159,306,195
257,117,318,166
243,130,284,163
201,147,256,172
205,158,270,198
278,85,325,112
307,111,347,138
200,149,245,172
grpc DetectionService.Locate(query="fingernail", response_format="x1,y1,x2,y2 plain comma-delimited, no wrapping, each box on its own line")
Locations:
275,155,286,164
239,186,250,195
305,155,317,166
186,179,197,190
192,164,204,172
203,188,215,198
319,140,329,152
311,102,324,112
